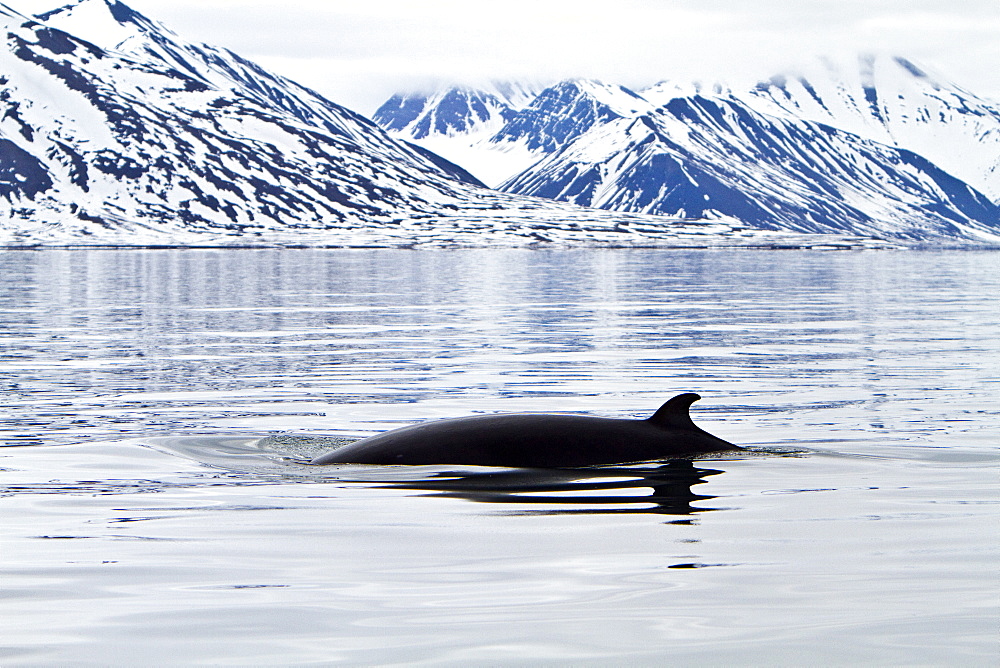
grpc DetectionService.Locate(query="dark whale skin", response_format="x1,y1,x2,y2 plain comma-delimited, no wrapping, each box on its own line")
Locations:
311,393,739,468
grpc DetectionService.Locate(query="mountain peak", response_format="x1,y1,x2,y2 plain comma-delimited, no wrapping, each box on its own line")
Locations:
546,78,651,116
641,80,727,107
485,80,540,110
36,0,171,52
373,86,516,140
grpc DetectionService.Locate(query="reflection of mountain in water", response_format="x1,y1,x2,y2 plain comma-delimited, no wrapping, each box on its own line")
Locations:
380,461,723,517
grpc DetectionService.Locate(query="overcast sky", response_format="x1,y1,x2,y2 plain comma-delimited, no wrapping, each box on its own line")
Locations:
18,0,1000,114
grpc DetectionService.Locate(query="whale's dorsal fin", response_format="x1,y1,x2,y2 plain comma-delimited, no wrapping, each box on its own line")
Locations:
647,393,701,430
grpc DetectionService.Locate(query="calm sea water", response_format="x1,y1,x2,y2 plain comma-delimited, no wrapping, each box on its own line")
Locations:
1,248,998,666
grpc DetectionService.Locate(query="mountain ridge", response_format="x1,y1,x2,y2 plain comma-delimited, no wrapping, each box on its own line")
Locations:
501,95,998,240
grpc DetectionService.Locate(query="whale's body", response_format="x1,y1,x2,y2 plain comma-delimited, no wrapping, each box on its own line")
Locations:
311,393,738,468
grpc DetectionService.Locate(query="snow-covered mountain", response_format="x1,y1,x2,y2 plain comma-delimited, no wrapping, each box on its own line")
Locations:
375,79,654,188
0,0,497,242
6,0,995,246
32,0,483,180
373,83,537,139
7,0,877,248
371,81,545,187
501,95,999,240
375,60,1000,242
491,79,652,154
735,55,1000,203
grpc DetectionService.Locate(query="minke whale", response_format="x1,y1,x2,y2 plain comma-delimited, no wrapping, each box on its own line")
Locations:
311,393,739,468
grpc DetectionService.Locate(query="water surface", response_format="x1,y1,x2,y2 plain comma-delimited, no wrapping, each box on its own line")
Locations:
1,249,997,665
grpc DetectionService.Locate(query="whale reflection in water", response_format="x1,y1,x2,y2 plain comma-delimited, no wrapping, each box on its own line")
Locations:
378,460,724,517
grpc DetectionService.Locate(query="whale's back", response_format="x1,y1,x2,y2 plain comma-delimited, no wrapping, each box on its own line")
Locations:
311,396,737,467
